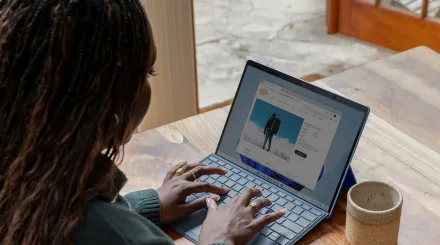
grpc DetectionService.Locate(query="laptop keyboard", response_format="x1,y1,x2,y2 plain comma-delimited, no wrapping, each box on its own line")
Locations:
186,155,324,245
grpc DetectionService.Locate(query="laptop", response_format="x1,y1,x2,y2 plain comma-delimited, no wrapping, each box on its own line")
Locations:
171,61,370,245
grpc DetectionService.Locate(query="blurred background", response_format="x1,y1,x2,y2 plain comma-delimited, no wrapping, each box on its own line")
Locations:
137,0,440,132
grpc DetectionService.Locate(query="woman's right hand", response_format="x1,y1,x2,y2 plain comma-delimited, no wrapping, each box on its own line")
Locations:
199,188,286,245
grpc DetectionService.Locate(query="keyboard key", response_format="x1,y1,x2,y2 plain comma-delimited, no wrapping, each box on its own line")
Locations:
268,194,279,202
186,195,197,202
238,178,248,185
292,206,304,215
269,187,278,193
225,171,233,177
195,192,208,198
213,181,223,187
276,198,287,206
255,179,263,185
230,174,240,181
199,175,208,181
287,213,299,222
262,183,270,189
276,217,286,224
239,172,247,177
267,222,275,228
225,180,235,188
217,176,228,183
272,204,283,211
285,202,295,210
217,160,226,166
223,197,231,203
262,189,271,197
227,190,238,197
277,236,291,245
294,200,303,206
231,168,240,173
202,159,213,165
261,227,272,236
302,204,311,210
232,184,243,192
245,182,256,188
224,164,232,169
259,207,271,214
209,156,218,161
205,177,215,184
268,233,278,241
301,211,317,222
211,174,220,179
296,217,311,228
271,224,296,240
310,208,323,216
269,232,280,240
278,192,287,198
286,196,294,202
282,219,304,234
246,175,255,181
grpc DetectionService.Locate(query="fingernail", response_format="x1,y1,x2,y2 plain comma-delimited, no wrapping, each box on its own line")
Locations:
223,169,228,173
206,198,212,208
209,194,220,201
279,208,287,215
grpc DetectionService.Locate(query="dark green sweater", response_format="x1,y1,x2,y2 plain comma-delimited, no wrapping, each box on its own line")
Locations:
74,189,172,245
73,169,226,245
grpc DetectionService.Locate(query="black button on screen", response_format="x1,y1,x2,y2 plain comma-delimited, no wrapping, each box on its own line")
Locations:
294,150,307,158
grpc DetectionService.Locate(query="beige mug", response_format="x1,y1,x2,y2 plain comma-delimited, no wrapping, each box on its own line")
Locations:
346,181,403,245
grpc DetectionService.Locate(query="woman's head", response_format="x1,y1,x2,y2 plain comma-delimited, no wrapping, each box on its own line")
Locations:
0,0,156,244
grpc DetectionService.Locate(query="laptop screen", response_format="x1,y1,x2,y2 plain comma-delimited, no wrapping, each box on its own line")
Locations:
216,62,368,212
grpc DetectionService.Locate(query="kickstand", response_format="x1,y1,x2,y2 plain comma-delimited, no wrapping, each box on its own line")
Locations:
342,166,357,190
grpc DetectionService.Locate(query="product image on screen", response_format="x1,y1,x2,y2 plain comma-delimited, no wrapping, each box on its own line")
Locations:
241,99,303,162
237,80,341,191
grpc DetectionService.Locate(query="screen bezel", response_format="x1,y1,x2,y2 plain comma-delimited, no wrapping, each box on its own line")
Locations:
215,60,370,213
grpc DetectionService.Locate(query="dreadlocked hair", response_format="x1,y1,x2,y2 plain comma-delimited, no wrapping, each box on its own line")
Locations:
0,0,156,244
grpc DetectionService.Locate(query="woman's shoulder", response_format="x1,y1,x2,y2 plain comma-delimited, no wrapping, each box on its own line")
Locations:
74,199,172,245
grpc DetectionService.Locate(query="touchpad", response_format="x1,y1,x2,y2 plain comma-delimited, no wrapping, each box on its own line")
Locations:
171,208,208,243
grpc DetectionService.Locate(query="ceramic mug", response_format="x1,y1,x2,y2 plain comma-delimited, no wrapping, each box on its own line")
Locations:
346,181,403,245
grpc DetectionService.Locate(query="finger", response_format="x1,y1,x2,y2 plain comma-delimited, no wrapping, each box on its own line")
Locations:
185,194,220,214
183,182,229,196
252,209,287,230
240,188,262,205
247,198,271,217
182,165,228,181
178,163,202,176
163,161,187,183
205,196,219,211
183,163,204,172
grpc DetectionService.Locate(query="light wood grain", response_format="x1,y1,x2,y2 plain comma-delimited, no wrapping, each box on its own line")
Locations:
120,47,440,244
137,0,198,132
314,46,440,180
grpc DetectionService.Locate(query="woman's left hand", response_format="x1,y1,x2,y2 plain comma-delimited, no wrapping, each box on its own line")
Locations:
157,161,229,224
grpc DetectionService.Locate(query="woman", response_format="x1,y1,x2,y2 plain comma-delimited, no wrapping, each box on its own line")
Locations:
0,0,285,245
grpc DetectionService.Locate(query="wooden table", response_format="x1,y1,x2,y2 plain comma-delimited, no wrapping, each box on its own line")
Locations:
120,46,440,244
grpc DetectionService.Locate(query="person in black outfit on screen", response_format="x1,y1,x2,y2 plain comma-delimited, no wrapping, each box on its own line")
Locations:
263,113,281,152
